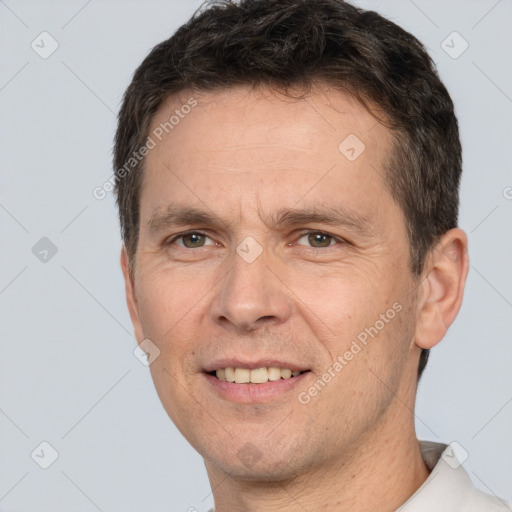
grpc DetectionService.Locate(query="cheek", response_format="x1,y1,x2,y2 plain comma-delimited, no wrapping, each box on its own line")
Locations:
289,265,411,391
285,265,390,338
135,269,209,342
304,301,413,431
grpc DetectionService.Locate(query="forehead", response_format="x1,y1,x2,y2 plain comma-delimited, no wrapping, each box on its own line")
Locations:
148,84,392,161
141,84,398,226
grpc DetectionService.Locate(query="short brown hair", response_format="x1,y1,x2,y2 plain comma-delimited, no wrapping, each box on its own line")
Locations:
114,0,462,379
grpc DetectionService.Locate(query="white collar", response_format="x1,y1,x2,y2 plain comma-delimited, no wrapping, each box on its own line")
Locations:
397,440,510,511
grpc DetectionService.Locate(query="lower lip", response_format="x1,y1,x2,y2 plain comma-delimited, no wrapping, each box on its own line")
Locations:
203,372,310,403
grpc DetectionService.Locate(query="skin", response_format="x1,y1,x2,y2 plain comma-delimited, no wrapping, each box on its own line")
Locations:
121,84,469,511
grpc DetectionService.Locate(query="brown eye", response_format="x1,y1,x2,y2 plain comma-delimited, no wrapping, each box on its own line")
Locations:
183,233,205,248
174,232,213,248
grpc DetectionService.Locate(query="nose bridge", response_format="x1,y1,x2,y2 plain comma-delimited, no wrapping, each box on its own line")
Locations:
212,240,292,330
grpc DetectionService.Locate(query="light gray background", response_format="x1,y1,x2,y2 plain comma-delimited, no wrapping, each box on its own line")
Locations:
1,0,511,510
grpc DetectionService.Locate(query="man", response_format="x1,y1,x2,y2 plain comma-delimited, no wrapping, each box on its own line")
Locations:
113,0,510,510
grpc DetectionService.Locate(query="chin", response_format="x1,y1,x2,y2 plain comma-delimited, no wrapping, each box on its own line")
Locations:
215,461,305,483
203,442,313,482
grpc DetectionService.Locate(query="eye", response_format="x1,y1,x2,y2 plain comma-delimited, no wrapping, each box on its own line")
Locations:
170,231,215,248
296,231,339,248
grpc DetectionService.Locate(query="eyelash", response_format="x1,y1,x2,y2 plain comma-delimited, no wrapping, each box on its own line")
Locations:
166,230,344,249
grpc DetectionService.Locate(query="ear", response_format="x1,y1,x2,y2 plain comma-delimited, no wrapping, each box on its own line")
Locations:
414,228,469,350
120,246,145,343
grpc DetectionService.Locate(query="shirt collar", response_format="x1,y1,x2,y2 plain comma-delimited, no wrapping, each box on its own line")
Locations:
397,440,475,511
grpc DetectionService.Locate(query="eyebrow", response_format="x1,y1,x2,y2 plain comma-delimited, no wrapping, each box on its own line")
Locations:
146,204,374,237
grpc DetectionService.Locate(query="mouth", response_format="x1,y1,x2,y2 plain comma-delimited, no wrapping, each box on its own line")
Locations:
207,367,310,384
202,362,312,403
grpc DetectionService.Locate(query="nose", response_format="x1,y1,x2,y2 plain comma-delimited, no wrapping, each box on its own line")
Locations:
210,244,293,332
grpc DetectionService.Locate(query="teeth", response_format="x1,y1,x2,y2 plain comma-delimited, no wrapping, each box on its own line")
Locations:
224,367,235,382
250,367,269,384
268,367,282,381
214,366,304,383
234,368,250,383
281,369,292,379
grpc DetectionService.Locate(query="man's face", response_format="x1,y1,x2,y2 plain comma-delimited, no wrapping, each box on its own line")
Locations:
124,85,422,479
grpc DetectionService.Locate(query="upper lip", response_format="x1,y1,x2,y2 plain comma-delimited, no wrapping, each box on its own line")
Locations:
203,359,311,373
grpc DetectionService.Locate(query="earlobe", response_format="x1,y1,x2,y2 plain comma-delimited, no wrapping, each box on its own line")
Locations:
120,246,144,343
414,228,469,350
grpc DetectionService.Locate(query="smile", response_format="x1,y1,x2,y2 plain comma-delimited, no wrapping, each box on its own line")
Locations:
211,367,307,384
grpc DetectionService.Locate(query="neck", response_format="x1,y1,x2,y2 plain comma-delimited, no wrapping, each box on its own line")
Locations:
205,389,430,511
